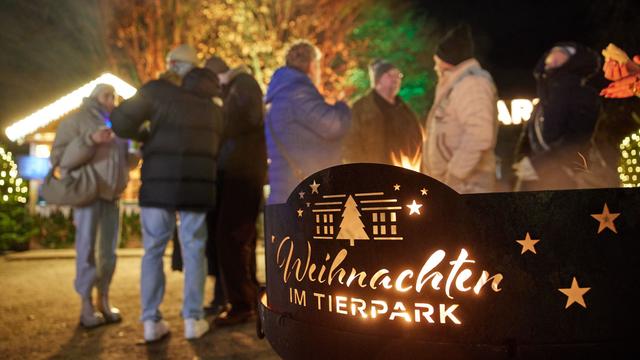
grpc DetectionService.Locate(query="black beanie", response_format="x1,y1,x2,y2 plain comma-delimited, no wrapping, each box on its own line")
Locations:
436,24,474,65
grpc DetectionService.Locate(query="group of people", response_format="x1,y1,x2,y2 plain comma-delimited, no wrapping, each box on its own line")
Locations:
49,21,639,343
267,24,499,200
51,44,265,341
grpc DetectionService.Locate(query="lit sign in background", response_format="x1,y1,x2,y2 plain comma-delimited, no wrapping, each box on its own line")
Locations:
261,164,639,358
16,156,50,180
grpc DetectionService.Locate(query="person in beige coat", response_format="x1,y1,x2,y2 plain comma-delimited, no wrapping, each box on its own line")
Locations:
423,24,498,193
50,84,138,328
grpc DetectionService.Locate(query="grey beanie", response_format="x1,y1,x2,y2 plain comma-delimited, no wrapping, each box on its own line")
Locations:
89,83,115,99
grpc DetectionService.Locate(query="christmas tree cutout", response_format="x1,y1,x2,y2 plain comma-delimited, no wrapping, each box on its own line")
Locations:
336,195,369,246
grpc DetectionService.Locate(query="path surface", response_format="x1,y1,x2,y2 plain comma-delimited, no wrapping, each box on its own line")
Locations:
0,255,278,359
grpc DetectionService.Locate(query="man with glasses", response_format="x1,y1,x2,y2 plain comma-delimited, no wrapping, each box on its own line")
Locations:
344,59,422,167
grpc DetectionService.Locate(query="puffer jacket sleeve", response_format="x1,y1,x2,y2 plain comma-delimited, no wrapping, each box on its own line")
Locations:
292,84,351,141
446,76,497,180
111,85,153,141
50,115,96,170
539,82,571,147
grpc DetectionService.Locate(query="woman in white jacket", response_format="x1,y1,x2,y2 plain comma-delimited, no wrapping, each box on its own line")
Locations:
423,24,498,194
50,84,137,328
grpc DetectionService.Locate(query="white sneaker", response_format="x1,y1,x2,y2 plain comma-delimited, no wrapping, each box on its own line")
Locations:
144,320,170,342
184,318,210,340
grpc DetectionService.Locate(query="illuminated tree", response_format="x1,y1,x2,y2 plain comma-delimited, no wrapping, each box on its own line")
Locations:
0,145,28,205
100,0,200,84
195,0,367,101
348,5,436,117
100,0,435,108
618,129,640,187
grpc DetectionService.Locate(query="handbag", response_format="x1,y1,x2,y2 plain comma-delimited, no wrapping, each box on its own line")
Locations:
40,165,99,207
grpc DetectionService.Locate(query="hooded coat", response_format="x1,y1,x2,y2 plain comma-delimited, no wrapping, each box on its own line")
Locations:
110,69,224,210
422,58,498,193
519,42,601,190
264,66,351,204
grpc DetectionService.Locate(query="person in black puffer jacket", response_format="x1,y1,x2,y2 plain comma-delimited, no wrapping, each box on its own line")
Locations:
205,57,267,325
110,67,223,341
515,42,601,191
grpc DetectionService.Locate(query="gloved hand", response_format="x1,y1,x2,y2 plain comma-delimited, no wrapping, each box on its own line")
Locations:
600,74,640,98
602,43,630,64
513,156,539,181
601,43,640,81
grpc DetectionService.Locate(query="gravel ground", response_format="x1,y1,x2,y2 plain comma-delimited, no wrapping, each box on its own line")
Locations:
0,256,278,360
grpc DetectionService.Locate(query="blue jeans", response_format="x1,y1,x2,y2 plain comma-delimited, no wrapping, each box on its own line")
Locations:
140,207,207,321
74,199,120,298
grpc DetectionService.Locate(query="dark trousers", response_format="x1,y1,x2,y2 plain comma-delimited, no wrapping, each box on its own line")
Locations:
215,171,262,312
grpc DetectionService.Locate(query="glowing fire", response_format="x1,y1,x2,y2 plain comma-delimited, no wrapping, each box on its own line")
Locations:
391,149,422,172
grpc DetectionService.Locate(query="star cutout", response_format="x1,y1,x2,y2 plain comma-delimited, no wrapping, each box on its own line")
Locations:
590,203,620,234
297,209,304,217
393,184,401,191
298,191,305,199
406,200,423,215
516,232,540,255
558,277,591,309
309,180,320,194
420,188,428,196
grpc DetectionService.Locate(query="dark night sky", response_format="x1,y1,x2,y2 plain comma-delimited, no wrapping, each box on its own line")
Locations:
413,0,640,97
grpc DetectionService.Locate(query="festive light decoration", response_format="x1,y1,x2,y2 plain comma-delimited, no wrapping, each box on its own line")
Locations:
0,146,28,204
617,129,640,187
497,98,539,125
5,73,136,142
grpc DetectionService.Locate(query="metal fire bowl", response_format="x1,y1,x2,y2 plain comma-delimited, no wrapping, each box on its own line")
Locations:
258,291,627,360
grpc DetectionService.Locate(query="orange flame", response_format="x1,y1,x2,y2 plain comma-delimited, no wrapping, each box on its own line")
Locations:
391,149,422,172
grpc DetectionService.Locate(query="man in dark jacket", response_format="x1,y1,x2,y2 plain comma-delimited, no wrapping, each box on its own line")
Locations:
344,59,422,168
265,40,351,204
515,42,601,190
111,67,224,341
205,57,267,325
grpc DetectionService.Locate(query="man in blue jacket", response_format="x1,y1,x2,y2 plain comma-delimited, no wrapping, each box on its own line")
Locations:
265,41,351,204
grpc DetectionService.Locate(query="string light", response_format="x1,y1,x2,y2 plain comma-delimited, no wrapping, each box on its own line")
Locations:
0,145,27,204
618,129,640,187
4,73,137,142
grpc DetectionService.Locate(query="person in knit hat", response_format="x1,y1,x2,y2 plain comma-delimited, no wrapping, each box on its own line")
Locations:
50,83,139,328
161,44,200,85
423,24,498,193
514,42,601,191
344,59,422,166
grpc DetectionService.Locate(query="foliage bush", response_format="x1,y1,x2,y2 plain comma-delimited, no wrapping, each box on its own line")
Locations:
35,210,76,249
0,204,38,252
0,206,146,252
120,211,141,248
